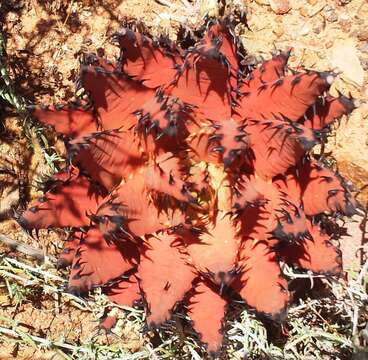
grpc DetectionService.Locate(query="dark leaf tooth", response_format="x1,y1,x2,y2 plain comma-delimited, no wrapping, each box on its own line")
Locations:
257,83,268,94
67,286,83,297
75,248,82,258
72,261,82,270
209,134,224,142
337,92,359,111
56,258,70,270
212,146,225,154
318,71,335,85
72,272,83,280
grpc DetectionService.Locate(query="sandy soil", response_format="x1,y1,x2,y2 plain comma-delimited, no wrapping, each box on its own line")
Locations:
0,0,367,358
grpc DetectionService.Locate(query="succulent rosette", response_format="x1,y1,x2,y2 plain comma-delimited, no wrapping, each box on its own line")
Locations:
18,18,358,354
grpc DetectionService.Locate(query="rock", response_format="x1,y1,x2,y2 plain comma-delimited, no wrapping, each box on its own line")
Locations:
330,39,365,86
357,29,368,42
272,25,284,37
338,161,368,205
269,0,291,14
324,6,338,22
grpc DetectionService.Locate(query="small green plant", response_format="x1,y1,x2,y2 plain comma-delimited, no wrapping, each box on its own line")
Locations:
0,32,25,112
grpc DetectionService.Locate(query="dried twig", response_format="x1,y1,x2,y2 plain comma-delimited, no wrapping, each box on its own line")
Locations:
0,234,56,262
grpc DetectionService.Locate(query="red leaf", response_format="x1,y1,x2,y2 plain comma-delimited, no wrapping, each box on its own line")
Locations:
138,232,196,326
237,71,333,121
232,174,264,211
69,129,144,191
96,174,185,240
106,274,141,307
241,50,291,91
246,119,318,179
202,19,242,89
298,160,357,216
57,231,82,269
134,93,193,153
187,280,227,354
81,65,154,130
300,95,357,130
186,118,220,164
168,46,232,122
115,28,182,88
279,219,342,275
234,239,289,317
19,168,106,229
208,118,249,169
272,175,308,241
68,227,139,294
179,212,240,286
241,175,308,243
144,152,194,203
31,104,98,138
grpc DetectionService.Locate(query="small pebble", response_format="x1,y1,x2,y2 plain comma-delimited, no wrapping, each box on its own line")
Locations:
360,58,368,71
299,23,310,36
325,40,334,49
325,11,338,22
358,42,368,54
273,25,284,37
269,0,291,15
357,30,368,42
299,7,309,17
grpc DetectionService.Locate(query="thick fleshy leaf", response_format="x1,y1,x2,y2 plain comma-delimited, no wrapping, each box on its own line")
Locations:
186,119,221,164
187,280,227,354
57,231,82,269
69,129,144,190
144,152,194,203
246,119,318,179
31,104,98,138
272,176,308,241
68,227,139,294
207,118,249,169
237,71,334,121
241,50,291,91
232,174,263,211
115,28,182,88
105,274,141,306
96,174,185,240
202,19,242,89
300,94,357,130
80,65,154,130
168,45,232,122
234,239,289,317
19,168,106,229
298,160,357,216
179,212,240,286
134,92,192,153
138,233,196,326
278,219,342,275
241,175,308,243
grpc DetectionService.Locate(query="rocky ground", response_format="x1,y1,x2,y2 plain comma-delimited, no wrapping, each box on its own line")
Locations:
0,1,367,359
